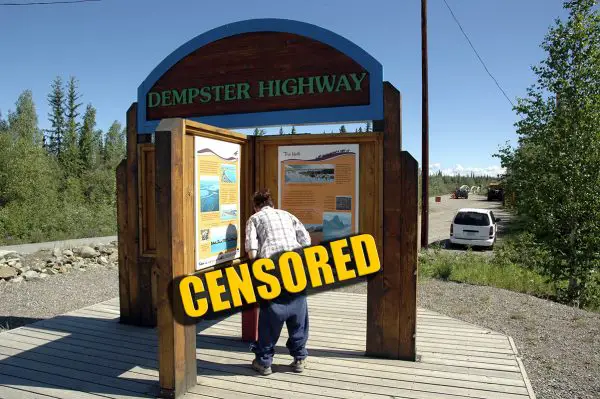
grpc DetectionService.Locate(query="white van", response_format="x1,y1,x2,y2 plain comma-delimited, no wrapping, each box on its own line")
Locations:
448,208,500,249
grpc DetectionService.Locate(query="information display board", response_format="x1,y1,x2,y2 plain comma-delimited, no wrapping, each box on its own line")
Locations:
195,137,241,270
278,144,359,245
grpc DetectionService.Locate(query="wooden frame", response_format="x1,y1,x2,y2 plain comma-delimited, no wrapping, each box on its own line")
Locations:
136,18,383,133
154,119,254,398
117,81,418,398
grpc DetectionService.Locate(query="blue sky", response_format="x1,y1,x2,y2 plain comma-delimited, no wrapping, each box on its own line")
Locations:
0,0,568,175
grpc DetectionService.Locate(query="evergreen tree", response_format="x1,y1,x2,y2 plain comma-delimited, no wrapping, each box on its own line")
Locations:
47,76,66,157
62,76,83,176
358,127,363,133
365,121,372,132
253,127,266,136
79,104,96,171
339,125,347,133
93,128,104,166
279,126,284,135
291,126,297,134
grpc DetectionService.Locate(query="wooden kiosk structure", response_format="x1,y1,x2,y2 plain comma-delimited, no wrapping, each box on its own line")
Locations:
116,18,418,398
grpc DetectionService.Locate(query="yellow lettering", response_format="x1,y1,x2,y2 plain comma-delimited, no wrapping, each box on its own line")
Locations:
350,234,381,276
303,245,334,288
278,251,307,293
225,263,256,307
252,258,281,300
330,239,356,281
179,275,209,317
204,269,231,312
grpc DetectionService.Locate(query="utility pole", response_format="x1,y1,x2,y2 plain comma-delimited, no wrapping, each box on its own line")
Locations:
421,0,430,248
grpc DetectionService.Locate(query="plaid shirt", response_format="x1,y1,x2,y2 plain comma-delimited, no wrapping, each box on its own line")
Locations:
245,206,311,260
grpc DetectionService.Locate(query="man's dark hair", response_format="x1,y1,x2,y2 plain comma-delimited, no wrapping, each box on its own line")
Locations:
253,189,274,209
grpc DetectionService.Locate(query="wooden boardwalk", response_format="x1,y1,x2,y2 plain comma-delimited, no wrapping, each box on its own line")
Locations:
0,291,536,399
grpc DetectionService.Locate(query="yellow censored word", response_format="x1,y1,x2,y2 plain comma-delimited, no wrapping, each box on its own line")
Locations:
179,234,380,318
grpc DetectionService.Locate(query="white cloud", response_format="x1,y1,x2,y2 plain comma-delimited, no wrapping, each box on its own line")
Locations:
429,163,505,177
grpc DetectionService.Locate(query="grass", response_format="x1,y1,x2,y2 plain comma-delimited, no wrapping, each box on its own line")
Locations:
419,247,556,300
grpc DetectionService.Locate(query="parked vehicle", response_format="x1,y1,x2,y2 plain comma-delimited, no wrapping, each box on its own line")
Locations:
448,208,500,249
454,185,469,199
487,182,504,201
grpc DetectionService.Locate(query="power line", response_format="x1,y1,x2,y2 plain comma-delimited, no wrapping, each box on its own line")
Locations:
441,0,515,108
0,0,100,6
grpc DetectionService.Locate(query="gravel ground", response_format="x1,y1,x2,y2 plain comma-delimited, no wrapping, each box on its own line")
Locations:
0,267,119,330
334,279,600,399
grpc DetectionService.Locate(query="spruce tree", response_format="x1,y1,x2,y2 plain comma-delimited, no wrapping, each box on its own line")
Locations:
62,76,82,176
365,121,372,132
339,125,347,133
47,76,66,157
79,104,96,171
93,128,104,167
291,126,297,134
279,126,284,135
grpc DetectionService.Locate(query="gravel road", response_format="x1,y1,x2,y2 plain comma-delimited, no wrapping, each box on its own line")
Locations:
423,193,512,247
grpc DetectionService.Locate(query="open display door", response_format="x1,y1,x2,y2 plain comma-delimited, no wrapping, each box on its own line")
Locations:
153,118,254,398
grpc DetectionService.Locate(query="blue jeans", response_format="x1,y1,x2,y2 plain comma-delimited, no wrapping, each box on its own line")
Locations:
251,294,309,368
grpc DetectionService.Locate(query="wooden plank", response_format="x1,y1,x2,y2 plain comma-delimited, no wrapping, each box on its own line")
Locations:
0,383,59,399
516,357,537,399
155,118,197,398
0,373,108,399
382,82,404,358
0,352,156,397
194,356,528,399
195,352,529,396
145,32,370,121
183,131,198,392
399,150,418,359
116,159,130,323
125,103,141,326
139,144,157,256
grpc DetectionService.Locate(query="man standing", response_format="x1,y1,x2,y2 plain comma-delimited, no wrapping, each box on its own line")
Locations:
245,189,311,376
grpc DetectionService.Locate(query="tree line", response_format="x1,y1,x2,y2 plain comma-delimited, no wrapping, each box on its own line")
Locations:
0,76,125,245
496,0,599,308
253,121,373,136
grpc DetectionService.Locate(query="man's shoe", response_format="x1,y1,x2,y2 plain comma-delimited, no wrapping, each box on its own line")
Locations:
252,360,272,376
290,358,306,373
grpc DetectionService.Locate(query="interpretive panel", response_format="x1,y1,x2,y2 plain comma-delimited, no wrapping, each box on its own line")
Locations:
195,136,241,270
278,144,359,245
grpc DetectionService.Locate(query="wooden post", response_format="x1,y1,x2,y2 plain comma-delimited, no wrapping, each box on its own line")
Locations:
121,103,155,327
367,82,417,360
116,159,130,323
155,119,196,398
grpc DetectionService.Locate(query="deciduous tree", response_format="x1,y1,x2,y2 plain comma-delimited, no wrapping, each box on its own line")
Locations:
495,0,600,307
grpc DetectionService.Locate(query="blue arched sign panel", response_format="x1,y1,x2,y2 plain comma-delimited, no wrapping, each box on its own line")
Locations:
137,18,383,133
